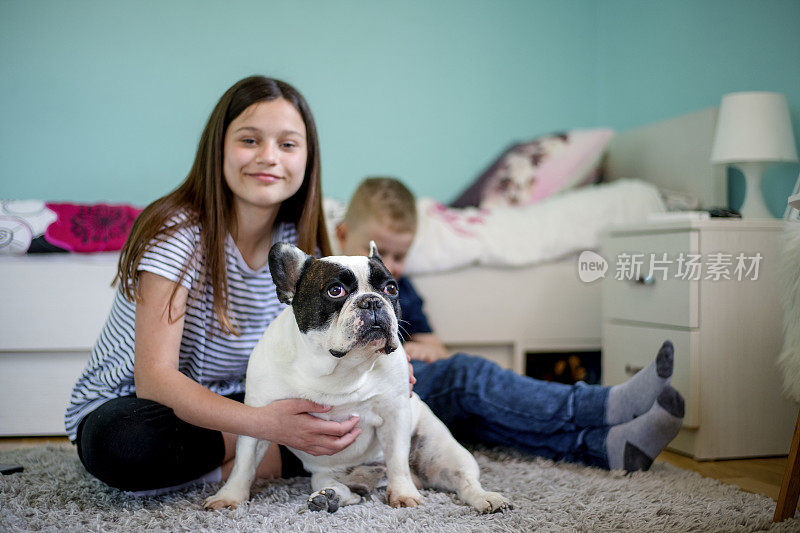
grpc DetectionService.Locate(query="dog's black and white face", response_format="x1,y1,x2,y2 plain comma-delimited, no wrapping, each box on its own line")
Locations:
269,241,401,359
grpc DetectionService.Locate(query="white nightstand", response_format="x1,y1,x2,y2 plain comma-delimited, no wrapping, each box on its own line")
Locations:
601,219,796,460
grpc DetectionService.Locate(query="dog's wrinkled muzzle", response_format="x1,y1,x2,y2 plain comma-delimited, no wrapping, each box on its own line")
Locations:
354,295,397,353
357,294,383,315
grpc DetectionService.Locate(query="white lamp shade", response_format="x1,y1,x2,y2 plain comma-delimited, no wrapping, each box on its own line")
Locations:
711,91,798,164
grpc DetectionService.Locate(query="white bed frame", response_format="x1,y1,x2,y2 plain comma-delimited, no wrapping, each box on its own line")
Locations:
0,108,724,436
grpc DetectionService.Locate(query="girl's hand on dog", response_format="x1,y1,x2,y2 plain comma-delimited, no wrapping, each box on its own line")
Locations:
256,399,361,456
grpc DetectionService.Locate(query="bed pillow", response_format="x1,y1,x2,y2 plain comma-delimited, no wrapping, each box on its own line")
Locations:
0,200,141,254
451,129,614,208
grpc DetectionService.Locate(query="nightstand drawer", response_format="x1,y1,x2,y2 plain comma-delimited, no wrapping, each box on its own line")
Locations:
602,322,699,428
601,231,699,328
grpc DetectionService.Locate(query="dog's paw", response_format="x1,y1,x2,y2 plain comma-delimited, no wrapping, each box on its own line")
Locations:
472,491,512,514
203,493,244,511
203,484,250,510
203,497,237,511
386,485,422,508
307,488,341,513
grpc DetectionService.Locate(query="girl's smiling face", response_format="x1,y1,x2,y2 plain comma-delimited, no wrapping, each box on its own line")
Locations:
223,98,308,217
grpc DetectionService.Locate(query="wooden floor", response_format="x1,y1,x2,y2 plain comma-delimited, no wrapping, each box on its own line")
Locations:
0,436,74,452
0,436,793,510
657,449,792,508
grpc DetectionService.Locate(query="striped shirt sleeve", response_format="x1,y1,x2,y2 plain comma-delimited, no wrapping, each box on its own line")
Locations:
137,217,200,291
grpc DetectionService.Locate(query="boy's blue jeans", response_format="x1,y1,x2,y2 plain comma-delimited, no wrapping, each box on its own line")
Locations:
412,353,611,469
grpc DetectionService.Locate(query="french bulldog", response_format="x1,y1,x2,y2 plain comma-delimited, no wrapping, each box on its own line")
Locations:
204,242,510,514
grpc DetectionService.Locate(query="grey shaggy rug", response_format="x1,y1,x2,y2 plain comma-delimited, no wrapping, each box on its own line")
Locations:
1,444,798,532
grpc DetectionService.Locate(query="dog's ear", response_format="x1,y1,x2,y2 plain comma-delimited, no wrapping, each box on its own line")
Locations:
269,242,313,304
368,240,382,262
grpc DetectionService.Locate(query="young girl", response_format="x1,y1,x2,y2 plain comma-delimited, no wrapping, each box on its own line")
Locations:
65,76,362,493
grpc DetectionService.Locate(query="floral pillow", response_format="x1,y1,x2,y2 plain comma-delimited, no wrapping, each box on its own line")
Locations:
451,129,614,208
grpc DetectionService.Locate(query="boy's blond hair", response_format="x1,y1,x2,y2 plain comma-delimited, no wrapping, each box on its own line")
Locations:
344,177,417,233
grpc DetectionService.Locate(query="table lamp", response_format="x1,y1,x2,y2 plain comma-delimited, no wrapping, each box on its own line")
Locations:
711,91,798,218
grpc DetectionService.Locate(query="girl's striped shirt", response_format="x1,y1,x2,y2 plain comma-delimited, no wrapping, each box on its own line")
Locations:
64,216,297,442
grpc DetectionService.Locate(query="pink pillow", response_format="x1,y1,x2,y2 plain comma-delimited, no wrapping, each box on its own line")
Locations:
44,202,142,253
451,129,614,208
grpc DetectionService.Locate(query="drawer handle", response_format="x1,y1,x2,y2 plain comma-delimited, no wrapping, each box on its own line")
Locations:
625,364,644,376
633,275,655,286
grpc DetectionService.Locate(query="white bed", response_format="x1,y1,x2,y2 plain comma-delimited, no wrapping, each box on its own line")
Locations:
0,108,725,436
407,107,725,373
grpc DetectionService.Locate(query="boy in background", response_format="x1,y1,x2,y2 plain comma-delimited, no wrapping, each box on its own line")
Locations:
334,177,684,472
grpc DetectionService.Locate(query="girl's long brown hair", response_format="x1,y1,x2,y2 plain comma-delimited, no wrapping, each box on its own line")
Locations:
116,76,331,335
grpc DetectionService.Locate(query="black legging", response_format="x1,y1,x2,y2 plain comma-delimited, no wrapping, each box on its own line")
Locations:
75,394,307,492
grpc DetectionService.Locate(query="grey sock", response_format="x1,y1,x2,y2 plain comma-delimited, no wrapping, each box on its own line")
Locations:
605,340,674,425
606,386,684,471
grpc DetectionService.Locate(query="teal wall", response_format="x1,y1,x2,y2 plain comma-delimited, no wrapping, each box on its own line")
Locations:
596,0,800,216
2,1,799,216
0,0,597,205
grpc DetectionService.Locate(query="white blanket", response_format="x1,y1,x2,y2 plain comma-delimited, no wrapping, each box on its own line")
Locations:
325,179,665,275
